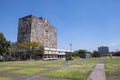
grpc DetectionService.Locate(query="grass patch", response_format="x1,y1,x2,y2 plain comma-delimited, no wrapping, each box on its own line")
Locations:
0,67,17,72
105,64,120,70
42,64,63,68
11,68,47,75
0,76,14,80
106,71,120,77
83,58,99,64
104,57,120,64
69,64,95,69
0,61,37,67
104,57,120,79
44,69,91,80
0,61,45,67
104,57,120,70
69,58,99,69
0,60,66,67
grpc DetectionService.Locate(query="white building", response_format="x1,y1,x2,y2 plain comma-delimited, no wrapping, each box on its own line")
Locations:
44,48,72,60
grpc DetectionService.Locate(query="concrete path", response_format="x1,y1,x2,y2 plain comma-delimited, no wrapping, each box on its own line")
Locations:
87,59,106,80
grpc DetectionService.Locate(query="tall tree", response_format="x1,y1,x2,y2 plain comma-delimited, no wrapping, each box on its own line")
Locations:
92,51,100,57
18,42,44,60
9,42,19,57
0,32,10,56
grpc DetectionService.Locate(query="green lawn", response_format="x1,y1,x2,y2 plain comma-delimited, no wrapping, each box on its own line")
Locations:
105,64,120,70
106,71,120,77
42,64,63,68
104,57,120,79
0,67,18,72
69,64,95,69
0,58,100,80
0,61,46,67
44,58,99,80
44,69,91,80
0,76,14,80
69,58,99,69
0,60,66,67
104,57,120,70
11,68,47,75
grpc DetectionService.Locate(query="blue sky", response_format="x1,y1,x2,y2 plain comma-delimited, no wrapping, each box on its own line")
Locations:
0,0,120,51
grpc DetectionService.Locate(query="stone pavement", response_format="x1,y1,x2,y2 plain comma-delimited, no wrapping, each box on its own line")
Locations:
87,59,106,80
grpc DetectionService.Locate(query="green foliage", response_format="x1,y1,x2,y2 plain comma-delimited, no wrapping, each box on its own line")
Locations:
74,50,87,58
39,44,44,54
9,42,19,56
18,42,44,52
17,42,44,60
113,51,120,56
74,50,87,54
92,51,100,57
78,50,87,58
78,50,87,54
18,42,30,49
0,33,10,56
72,56,80,59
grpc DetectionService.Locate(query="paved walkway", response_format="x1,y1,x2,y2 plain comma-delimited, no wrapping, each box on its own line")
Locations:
87,59,106,80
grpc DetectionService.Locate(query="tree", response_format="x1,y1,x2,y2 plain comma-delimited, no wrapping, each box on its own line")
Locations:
9,42,19,57
78,50,87,53
113,51,120,56
92,51,100,57
78,50,87,58
74,50,87,58
18,42,44,60
0,32,10,56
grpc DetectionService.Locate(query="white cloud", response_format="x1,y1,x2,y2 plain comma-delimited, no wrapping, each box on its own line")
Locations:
100,42,120,52
108,42,120,51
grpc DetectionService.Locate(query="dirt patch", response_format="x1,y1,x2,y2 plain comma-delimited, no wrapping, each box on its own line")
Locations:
106,76,120,80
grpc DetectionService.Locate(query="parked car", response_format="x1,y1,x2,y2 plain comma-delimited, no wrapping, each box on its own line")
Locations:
5,56,15,61
0,56,4,62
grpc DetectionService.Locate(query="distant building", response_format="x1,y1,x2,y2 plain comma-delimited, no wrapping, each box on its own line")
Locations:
98,46,109,53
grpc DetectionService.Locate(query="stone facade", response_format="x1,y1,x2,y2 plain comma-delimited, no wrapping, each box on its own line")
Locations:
17,15,57,48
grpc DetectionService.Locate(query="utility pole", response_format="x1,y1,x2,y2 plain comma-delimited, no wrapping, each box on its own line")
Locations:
70,43,72,58
70,43,72,52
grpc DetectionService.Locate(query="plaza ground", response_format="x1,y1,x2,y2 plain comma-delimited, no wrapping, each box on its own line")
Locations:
0,57,120,80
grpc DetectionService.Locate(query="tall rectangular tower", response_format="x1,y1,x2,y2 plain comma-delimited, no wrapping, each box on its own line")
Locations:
17,15,57,48
98,46,109,53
